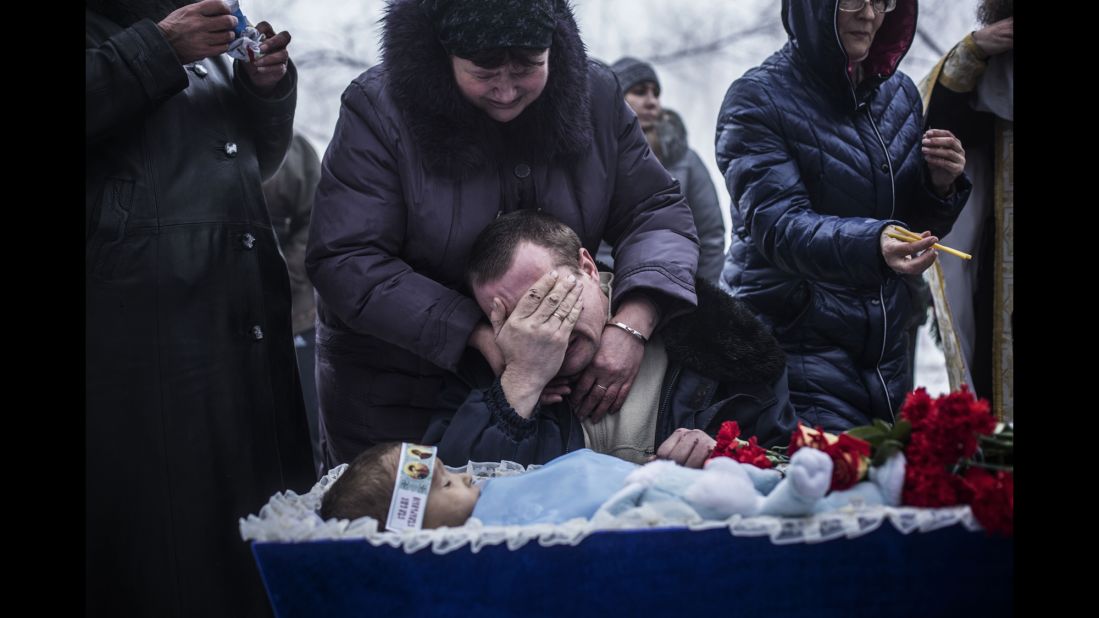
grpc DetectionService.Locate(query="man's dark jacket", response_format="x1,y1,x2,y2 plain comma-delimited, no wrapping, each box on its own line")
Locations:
424,281,798,465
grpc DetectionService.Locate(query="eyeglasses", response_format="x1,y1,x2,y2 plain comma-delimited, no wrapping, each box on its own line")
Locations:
838,0,897,14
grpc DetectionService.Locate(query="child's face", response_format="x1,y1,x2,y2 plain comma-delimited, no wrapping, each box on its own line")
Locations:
422,459,480,528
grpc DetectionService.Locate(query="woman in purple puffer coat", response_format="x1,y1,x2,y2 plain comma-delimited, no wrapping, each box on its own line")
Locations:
306,0,701,468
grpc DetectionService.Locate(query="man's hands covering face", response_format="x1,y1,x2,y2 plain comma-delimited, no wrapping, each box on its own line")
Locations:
494,271,584,418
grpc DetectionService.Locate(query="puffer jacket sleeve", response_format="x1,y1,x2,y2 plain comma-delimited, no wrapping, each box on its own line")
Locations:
906,168,971,239
306,79,483,371
716,77,899,289
682,149,726,283
233,61,298,181
603,94,700,323
422,379,566,466
85,17,188,144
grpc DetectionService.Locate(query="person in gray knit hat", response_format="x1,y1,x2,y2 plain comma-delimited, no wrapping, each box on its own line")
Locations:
611,57,660,100
601,57,726,283
307,0,701,468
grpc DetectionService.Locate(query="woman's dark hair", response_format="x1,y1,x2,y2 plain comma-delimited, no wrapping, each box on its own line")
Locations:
977,0,1013,25
461,47,549,69
319,442,401,522
466,210,581,287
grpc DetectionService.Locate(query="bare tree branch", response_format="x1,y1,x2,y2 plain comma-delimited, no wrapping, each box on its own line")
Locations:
647,20,782,64
295,49,373,70
914,26,946,58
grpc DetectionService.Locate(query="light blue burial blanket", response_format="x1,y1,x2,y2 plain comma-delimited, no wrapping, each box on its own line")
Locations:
472,450,638,525
470,448,900,526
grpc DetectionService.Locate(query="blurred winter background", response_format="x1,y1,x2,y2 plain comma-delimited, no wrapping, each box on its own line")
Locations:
249,0,983,395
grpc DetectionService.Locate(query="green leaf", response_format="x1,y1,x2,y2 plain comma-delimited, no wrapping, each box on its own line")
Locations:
871,439,905,467
873,419,893,432
888,420,912,442
846,426,884,441
871,451,889,468
864,435,887,449
763,446,789,464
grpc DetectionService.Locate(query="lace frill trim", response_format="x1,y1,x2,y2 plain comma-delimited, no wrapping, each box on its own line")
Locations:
240,459,982,554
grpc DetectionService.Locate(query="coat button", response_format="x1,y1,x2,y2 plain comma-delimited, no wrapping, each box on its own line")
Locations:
871,298,881,305
251,325,264,340
225,142,238,158
514,163,531,179
241,232,256,249
190,63,208,77
879,162,889,173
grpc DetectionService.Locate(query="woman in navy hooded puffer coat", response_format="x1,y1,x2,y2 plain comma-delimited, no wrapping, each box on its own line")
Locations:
716,0,971,431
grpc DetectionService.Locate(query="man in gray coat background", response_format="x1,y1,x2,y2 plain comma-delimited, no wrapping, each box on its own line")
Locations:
599,57,726,283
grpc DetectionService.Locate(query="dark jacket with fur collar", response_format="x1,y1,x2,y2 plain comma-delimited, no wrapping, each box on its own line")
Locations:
306,0,701,465
424,280,798,466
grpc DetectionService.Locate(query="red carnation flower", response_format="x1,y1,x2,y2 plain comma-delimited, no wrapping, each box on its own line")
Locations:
828,433,872,491
962,468,1014,536
903,465,963,507
899,387,935,427
933,387,995,460
788,423,831,455
707,421,773,469
728,435,773,469
712,420,741,458
787,423,869,491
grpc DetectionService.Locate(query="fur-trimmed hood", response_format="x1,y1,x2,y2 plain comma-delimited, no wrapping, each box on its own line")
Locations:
647,108,689,168
662,279,787,385
380,0,593,178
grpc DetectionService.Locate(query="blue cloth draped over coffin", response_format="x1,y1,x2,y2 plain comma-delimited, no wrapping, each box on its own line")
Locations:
243,454,1013,617
252,525,1012,617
